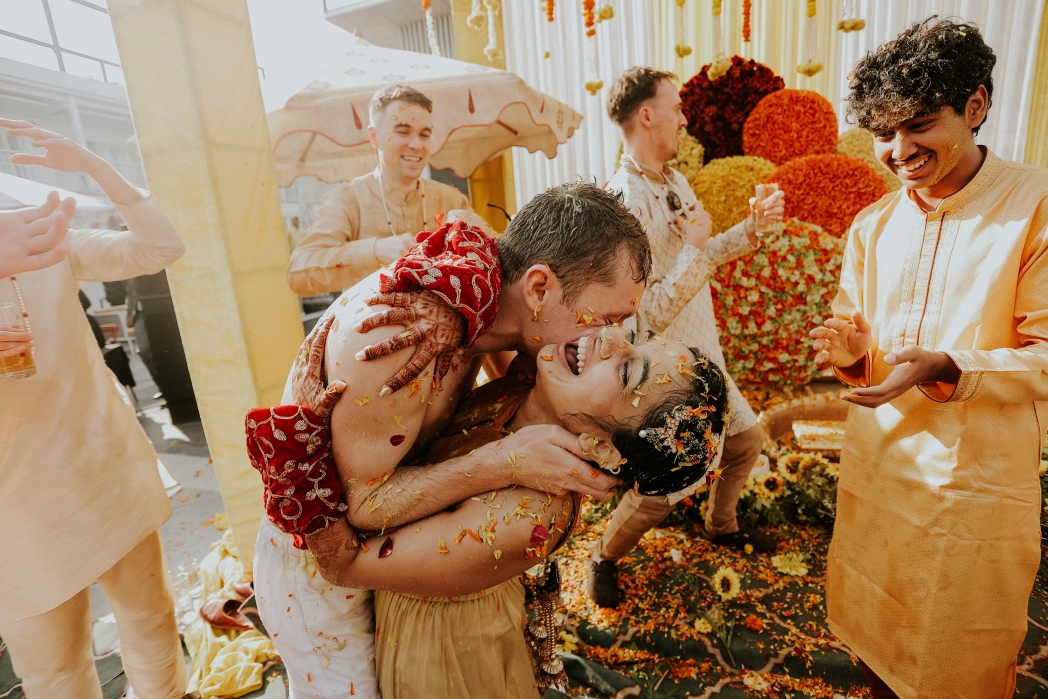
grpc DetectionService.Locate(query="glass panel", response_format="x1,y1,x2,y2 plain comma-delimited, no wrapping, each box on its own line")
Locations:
61,51,105,81
0,32,60,70
48,0,119,64
0,0,54,44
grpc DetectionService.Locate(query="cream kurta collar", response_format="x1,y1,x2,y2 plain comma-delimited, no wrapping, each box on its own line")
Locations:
903,146,1003,215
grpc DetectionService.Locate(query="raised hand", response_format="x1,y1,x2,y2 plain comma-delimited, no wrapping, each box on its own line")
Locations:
0,119,103,174
289,314,347,417
747,188,786,236
354,290,466,397
678,202,712,251
809,310,873,370
0,191,74,277
476,424,621,499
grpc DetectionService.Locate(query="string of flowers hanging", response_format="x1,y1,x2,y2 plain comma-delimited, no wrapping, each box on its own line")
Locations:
483,0,503,62
582,0,603,95
541,0,554,58
742,0,752,45
674,0,692,58
422,0,441,56
707,0,733,80
467,0,485,29
838,0,866,32
797,0,823,76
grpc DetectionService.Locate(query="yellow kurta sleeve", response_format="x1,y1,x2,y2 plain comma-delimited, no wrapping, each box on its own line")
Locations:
286,184,376,296
922,224,1048,403
830,217,872,388
66,193,185,282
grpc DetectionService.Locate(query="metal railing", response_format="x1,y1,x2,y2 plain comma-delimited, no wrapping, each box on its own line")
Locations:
1,0,121,84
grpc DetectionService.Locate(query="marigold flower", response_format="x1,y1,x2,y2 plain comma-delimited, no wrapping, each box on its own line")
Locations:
767,153,888,238
667,131,705,184
742,89,838,166
680,56,784,162
771,552,809,576
689,155,776,235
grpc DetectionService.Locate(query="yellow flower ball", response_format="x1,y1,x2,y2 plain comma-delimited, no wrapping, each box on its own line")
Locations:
667,131,705,184
837,127,901,192
689,155,776,235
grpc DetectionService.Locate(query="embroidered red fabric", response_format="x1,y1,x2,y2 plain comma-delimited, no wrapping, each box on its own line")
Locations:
380,220,502,347
246,405,349,548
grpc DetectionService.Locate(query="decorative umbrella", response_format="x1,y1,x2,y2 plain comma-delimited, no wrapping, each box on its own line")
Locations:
268,36,583,187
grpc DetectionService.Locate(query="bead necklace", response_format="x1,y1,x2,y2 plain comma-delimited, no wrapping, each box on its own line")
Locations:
621,153,685,236
376,168,428,237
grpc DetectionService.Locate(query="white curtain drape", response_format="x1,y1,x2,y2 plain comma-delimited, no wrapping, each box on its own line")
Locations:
504,0,655,206
835,1,1044,162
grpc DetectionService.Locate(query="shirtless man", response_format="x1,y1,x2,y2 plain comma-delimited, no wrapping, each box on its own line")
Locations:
254,182,653,699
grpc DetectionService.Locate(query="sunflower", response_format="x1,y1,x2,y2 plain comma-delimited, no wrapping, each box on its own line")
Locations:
776,453,807,482
1039,459,1048,477
711,566,741,601
755,472,786,500
824,462,840,479
771,552,809,576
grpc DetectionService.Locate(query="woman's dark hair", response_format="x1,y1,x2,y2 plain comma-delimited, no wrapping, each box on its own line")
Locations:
598,348,731,496
846,16,996,135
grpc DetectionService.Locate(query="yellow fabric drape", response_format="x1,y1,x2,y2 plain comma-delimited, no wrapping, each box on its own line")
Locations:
653,0,840,101
1024,0,1048,167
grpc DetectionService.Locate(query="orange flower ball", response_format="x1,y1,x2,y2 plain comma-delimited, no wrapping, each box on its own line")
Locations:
836,127,901,192
768,153,888,238
711,219,845,391
689,155,776,235
742,89,838,165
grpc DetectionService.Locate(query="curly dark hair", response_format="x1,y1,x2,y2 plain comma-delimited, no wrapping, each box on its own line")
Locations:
846,16,996,134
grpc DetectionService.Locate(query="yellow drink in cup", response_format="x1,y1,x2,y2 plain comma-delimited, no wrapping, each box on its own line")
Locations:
0,302,36,380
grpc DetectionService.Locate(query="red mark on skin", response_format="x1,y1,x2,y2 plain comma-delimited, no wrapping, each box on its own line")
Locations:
530,524,550,544
379,537,394,558
390,434,406,446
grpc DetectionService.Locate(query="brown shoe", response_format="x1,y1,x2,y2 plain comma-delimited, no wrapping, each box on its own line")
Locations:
200,596,252,630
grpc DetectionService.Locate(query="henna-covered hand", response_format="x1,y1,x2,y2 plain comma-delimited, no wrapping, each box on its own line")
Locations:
290,314,347,417
353,290,466,397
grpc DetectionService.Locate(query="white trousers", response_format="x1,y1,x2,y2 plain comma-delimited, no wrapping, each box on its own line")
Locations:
253,518,378,699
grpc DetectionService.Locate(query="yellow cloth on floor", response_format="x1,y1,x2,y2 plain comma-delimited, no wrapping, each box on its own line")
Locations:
184,530,278,698
374,579,540,699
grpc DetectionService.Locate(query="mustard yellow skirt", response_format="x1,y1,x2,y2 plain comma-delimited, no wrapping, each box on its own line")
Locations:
374,579,540,699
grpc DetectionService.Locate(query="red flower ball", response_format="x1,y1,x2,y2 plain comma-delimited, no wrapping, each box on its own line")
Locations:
680,56,784,162
742,89,838,165
767,154,888,238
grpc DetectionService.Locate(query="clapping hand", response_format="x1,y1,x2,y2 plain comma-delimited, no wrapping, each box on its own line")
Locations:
809,310,872,371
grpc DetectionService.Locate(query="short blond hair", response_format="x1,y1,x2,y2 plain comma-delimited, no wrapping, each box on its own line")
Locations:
368,84,434,125
606,67,676,127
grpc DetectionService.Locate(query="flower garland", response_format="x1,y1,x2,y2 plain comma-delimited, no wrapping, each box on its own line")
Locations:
767,153,888,238
666,131,705,184
707,0,732,80
467,0,485,30
582,0,603,95
680,57,784,162
838,0,866,32
797,0,823,76
422,0,441,57
688,155,775,235
483,0,502,63
583,0,596,36
836,127,900,192
674,0,692,58
742,0,752,44
742,89,838,165
542,0,554,22
710,219,844,391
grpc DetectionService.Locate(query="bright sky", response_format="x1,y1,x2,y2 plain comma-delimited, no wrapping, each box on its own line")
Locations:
0,0,355,111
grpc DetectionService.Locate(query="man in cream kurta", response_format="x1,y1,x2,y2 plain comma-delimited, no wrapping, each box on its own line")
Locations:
287,84,469,296
812,19,1048,699
589,67,785,609
0,120,187,699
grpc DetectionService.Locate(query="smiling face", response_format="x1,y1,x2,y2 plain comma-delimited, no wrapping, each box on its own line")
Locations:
870,86,988,201
368,100,433,183
529,325,694,438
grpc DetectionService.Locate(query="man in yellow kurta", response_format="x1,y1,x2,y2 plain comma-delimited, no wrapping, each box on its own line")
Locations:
286,84,469,296
810,19,1048,698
